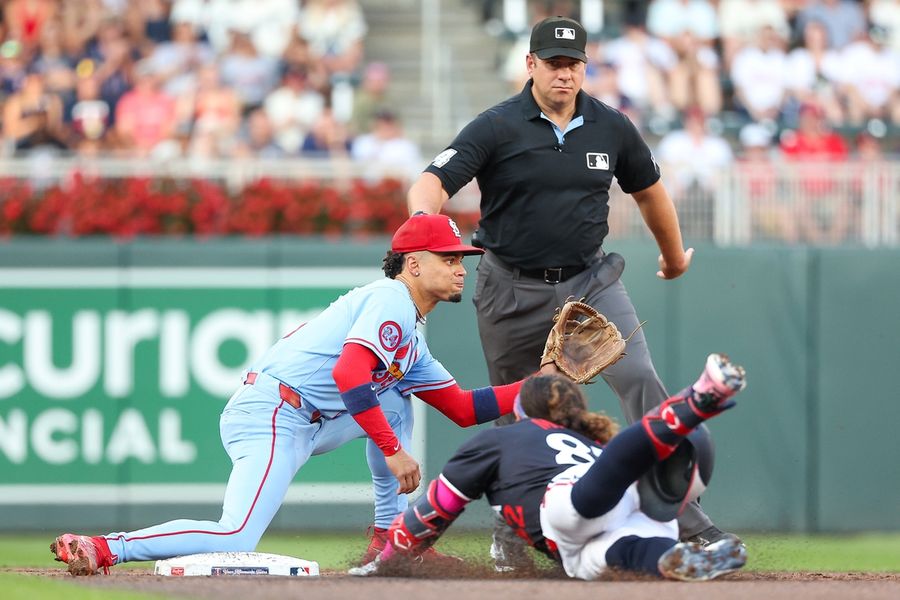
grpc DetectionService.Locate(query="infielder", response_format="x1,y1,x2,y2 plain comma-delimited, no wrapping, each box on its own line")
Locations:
351,354,748,581
51,214,550,576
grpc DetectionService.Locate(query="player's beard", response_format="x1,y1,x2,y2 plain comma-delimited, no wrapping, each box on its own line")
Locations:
448,293,462,303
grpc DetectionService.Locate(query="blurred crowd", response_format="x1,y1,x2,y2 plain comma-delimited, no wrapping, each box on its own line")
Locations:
490,0,898,244
499,0,899,149
0,0,422,180
2,0,898,175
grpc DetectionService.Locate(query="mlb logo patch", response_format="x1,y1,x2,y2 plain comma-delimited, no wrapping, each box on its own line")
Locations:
586,153,609,170
555,27,576,40
431,148,457,168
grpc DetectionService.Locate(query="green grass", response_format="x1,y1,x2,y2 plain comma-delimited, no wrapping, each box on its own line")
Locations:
4,531,900,573
2,531,898,600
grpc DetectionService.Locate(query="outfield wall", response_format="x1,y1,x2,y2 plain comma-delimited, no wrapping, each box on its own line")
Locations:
0,239,897,534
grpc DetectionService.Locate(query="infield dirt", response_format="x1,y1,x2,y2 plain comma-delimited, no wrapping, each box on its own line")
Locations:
12,567,900,600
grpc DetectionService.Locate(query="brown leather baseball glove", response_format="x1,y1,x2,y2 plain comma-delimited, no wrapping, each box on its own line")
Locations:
540,300,629,384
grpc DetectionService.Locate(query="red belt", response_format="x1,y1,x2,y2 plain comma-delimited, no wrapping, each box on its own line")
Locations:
244,372,321,422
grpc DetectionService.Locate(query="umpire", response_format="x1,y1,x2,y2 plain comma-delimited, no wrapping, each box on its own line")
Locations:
407,16,731,569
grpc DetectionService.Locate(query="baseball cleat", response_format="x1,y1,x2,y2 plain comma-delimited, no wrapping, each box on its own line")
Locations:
348,555,381,577
682,525,741,548
658,534,747,581
689,353,747,412
50,534,115,576
358,525,388,566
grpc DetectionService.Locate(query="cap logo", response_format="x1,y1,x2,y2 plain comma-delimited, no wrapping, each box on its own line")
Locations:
555,27,576,40
447,218,461,239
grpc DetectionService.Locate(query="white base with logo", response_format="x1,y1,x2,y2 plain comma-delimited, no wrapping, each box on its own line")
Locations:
154,552,319,577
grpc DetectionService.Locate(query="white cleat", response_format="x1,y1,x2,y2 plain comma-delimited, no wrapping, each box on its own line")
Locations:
658,534,747,582
348,555,381,577
691,353,747,411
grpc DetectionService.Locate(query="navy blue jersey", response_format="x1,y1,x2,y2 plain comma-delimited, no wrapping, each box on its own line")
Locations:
441,418,604,559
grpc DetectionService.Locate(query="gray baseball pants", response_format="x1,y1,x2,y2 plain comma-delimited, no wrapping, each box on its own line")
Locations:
472,249,713,538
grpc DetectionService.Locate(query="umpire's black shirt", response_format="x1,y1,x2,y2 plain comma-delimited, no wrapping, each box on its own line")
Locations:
425,81,660,270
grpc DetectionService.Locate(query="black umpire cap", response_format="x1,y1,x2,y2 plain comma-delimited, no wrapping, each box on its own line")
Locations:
529,16,587,63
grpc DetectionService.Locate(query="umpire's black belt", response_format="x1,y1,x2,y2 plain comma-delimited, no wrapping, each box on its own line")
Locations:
517,264,588,284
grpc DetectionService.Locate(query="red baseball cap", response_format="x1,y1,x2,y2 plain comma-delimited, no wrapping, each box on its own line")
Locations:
391,214,484,256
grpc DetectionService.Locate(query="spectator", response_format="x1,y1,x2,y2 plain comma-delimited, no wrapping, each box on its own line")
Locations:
839,27,900,126
647,0,722,115
233,107,284,159
263,66,326,155
218,29,280,111
31,17,78,116
600,16,677,120
656,107,734,239
350,61,392,136
784,19,845,126
184,63,242,158
0,39,28,99
300,107,351,156
247,0,301,59
718,0,789,69
730,25,789,124
736,122,794,242
85,18,136,121
583,61,633,116
870,0,900,54
794,0,866,50
58,0,105,57
148,20,215,98
779,102,852,244
854,131,885,162
298,0,368,83
279,31,332,94
114,59,179,157
123,0,172,51
69,73,112,156
350,109,422,182
4,0,58,50
2,70,69,156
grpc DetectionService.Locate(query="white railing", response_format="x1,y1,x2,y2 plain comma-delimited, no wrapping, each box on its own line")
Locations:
608,161,900,247
1,157,897,246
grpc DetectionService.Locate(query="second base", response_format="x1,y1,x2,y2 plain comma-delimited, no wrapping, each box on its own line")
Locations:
154,552,319,577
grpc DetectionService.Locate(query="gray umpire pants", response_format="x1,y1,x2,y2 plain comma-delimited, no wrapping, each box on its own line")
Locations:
472,249,713,538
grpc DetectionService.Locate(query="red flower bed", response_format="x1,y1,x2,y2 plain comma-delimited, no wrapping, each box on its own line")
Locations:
0,175,479,238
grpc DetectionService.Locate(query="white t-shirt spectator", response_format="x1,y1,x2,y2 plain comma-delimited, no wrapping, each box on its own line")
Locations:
298,0,368,59
647,0,719,41
657,127,734,191
839,40,900,108
870,0,900,53
350,115,422,182
731,44,788,114
785,46,844,95
173,0,298,57
264,85,326,154
602,32,677,107
719,0,789,43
